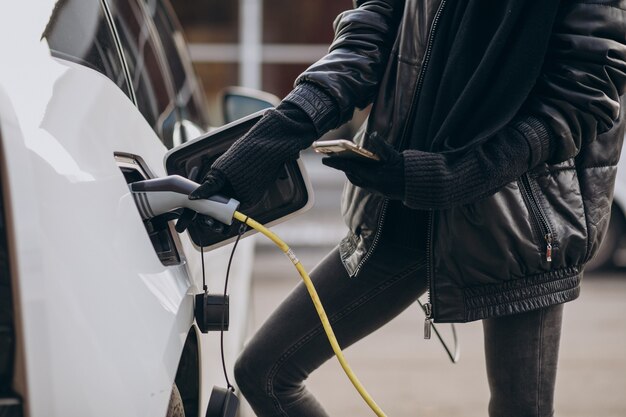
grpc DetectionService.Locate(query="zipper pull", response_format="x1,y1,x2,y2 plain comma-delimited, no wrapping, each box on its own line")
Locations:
423,302,432,340
545,233,553,263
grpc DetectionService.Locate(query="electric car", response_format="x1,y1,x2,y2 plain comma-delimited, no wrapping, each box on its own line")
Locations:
0,1,310,416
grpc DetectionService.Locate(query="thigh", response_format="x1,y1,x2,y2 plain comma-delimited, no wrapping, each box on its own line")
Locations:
241,242,428,386
483,303,564,417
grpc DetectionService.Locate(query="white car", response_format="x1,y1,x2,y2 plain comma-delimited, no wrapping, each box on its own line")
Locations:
0,1,310,416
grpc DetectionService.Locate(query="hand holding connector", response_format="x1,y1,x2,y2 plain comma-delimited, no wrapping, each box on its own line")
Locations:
129,175,240,226
189,169,234,201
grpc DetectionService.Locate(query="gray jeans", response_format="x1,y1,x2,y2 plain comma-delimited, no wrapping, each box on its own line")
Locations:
235,238,563,417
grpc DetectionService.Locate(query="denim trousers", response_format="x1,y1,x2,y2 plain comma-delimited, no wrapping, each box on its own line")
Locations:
235,233,564,417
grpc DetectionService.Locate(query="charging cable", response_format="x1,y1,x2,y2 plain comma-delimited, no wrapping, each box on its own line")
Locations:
232,211,388,417
129,175,459,416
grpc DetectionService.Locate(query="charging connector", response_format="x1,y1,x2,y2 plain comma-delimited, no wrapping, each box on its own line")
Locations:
130,176,239,225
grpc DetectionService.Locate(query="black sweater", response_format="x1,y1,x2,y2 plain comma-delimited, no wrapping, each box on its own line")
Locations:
213,82,549,211
213,2,556,211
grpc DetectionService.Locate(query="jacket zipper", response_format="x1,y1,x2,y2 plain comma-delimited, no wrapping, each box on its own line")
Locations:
353,199,389,276
399,0,448,151
408,1,448,337
519,173,554,263
398,0,448,337
354,0,448,279
423,211,435,338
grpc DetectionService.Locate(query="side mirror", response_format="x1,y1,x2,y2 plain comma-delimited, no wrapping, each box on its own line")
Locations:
221,86,280,124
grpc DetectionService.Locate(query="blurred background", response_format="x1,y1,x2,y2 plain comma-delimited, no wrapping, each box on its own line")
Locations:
170,0,352,122
167,1,626,416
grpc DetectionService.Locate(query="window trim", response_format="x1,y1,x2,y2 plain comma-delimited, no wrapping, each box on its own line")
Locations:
135,0,178,107
100,0,138,106
103,0,188,148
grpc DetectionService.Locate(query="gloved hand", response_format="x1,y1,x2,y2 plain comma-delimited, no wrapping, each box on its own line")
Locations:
188,169,232,201
175,170,233,234
322,132,405,200
188,102,319,207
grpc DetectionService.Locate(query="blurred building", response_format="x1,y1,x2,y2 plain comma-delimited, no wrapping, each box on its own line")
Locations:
170,0,352,106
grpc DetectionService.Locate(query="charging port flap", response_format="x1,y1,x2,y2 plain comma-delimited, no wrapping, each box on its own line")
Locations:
164,110,314,250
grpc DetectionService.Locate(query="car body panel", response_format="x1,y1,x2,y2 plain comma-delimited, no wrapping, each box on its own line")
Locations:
0,2,279,416
0,39,194,415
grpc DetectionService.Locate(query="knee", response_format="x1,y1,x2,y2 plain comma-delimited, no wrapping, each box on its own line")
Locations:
233,347,264,398
234,343,305,402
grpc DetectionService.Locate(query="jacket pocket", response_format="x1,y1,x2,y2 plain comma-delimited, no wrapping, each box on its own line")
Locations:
528,165,588,268
517,173,557,265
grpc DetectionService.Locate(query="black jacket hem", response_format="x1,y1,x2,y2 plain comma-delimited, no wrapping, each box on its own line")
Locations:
456,266,581,322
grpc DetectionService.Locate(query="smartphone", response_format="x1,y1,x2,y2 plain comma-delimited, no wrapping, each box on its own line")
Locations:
312,139,380,161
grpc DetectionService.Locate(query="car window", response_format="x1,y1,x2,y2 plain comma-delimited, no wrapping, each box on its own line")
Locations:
108,0,179,148
42,0,132,99
144,0,210,136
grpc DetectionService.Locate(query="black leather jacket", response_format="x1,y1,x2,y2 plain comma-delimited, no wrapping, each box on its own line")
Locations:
285,0,626,323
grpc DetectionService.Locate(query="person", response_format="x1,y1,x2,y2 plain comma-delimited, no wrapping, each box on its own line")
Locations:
189,1,626,416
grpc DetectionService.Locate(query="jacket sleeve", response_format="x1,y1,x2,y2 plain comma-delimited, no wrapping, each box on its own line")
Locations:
525,1,626,162
403,1,626,210
283,0,404,134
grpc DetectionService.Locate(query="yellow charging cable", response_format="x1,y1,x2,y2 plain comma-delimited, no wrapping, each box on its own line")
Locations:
233,211,387,417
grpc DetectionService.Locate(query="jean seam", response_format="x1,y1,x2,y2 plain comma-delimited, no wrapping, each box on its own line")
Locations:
265,259,426,416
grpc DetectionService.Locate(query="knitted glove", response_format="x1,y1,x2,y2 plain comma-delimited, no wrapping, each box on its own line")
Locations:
322,132,405,200
189,102,318,205
182,170,234,232
188,169,232,202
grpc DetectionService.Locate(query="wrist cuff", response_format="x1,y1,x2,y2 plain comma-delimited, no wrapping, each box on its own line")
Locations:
511,116,553,168
283,83,340,136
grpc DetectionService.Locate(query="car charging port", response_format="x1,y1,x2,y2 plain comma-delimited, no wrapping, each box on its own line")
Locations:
115,154,182,266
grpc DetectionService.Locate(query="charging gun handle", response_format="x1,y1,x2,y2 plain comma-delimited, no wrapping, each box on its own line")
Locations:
129,175,240,225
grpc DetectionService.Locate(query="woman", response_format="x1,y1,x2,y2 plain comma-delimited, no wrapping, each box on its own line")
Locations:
190,1,626,416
